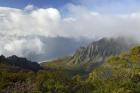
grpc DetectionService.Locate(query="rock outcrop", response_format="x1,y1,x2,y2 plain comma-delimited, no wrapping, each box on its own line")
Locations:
69,38,131,65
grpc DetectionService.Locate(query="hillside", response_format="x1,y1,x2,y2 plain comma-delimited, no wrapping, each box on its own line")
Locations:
0,45,140,93
87,46,140,93
0,55,42,71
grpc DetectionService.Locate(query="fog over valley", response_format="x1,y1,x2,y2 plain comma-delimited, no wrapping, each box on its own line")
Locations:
0,1,140,61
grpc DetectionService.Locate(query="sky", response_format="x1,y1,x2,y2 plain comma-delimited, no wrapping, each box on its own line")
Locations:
0,0,77,9
0,0,140,61
0,0,140,14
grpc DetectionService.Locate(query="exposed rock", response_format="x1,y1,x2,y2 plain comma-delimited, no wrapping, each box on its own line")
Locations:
69,38,132,65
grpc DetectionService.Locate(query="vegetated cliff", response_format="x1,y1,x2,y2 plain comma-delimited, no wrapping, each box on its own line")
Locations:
69,38,131,65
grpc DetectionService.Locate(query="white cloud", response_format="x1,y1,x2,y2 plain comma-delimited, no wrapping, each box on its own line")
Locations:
0,6,61,37
1,4,140,39
24,4,34,11
61,4,140,38
2,37,44,57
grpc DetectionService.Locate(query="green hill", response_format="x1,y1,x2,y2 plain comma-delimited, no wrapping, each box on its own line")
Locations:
88,46,140,93
0,39,140,93
0,46,140,93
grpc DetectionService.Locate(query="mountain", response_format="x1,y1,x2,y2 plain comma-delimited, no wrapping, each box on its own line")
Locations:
69,38,131,65
0,46,140,93
42,38,134,74
0,55,42,71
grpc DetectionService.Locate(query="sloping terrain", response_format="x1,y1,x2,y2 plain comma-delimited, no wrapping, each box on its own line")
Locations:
87,46,140,93
0,55,42,71
0,41,140,93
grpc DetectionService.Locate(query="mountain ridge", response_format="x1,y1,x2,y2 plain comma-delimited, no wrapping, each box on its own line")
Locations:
0,55,42,71
68,38,132,65
42,37,134,74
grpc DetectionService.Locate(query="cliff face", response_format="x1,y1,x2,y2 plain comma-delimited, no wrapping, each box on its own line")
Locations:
69,38,131,65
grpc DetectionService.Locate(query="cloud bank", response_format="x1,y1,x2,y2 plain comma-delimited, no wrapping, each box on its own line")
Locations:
0,4,140,61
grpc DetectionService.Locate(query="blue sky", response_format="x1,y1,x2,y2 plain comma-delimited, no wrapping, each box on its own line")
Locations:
80,0,140,14
0,0,140,14
0,0,77,9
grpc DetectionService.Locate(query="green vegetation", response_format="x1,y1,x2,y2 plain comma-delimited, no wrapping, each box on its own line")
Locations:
0,46,140,93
